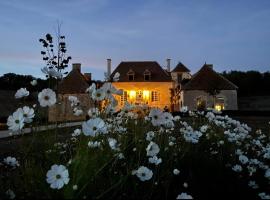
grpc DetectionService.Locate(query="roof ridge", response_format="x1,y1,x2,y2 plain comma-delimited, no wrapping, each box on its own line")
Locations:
183,64,237,90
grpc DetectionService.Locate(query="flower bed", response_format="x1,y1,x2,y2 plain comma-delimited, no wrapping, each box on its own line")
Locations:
1,83,270,199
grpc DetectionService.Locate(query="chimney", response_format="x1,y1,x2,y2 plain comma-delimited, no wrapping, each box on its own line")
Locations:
84,73,92,82
107,59,111,77
72,63,81,72
166,58,171,72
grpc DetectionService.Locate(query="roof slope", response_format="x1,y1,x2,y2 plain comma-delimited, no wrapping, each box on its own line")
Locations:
58,69,89,94
172,62,190,73
183,64,238,90
110,61,172,82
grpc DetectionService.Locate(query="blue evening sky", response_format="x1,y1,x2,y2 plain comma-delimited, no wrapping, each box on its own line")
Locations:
0,0,270,80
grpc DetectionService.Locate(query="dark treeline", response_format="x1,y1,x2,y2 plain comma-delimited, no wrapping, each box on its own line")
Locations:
222,71,270,97
1,71,270,97
0,73,48,91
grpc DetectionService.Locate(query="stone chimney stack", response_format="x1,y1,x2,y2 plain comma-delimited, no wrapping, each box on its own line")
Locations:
107,59,111,77
166,58,171,72
72,63,81,72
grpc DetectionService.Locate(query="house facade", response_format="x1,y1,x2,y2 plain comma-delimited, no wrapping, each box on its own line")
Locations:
179,64,238,111
109,60,238,111
109,60,173,111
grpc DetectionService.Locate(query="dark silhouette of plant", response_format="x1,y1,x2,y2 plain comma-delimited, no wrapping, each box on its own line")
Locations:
39,25,71,79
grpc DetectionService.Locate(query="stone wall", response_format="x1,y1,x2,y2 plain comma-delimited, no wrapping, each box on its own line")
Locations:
112,82,173,111
48,93,94,122
180,90,238,110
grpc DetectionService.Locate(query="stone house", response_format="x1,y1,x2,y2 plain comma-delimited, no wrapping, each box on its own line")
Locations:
109,59,238,111
109,60,173,111
179,64,238,111
48,63,94,122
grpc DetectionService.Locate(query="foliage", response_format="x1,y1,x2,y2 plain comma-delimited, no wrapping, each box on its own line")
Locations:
0,73,47,91
222,70,270,97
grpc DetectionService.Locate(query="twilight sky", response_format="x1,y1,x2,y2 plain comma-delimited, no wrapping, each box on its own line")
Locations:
0,0,270,80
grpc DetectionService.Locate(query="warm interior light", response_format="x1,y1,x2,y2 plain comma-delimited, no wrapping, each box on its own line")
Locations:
215,104,224,111
129,90,136,99
143,90,150,100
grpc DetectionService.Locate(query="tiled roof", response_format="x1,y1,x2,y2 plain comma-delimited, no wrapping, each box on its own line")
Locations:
110,61,172,82
58,69,90,94
172,62,190,73
183,64,238,90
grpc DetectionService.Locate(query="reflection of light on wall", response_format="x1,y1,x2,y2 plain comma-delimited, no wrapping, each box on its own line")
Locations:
143,90,150,100
129,91,136,99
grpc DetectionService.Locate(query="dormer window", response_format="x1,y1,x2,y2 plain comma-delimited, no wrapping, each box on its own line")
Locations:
127,69,135,81
144,69,151,81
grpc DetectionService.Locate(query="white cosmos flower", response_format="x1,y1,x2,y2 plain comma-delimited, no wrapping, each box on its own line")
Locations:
101,82,118,99
73,107,83,116
176,192,193,199
72,129,81,137
113,72,120,81
239,155,249,165
146,141,160,157
108,138,118,150
41,66,62,79
265,169,270,180
134,166,153,181
163,112,173,123
149,108,165,126
21,106,35,123
15,88,29,99
88,107,100,118
180,106,188,113
200,125,208,133
82,117,105,136
6,189,16,199
30,79,37,86
3,156,20,168
232,164,242,172
258,193,270,199
248,180,258,189
68,96,80,107
146,131,155,141
91,88,105,101
173,169,180,175
7,109,25,132
149,156,162,165
46,164,69,190
86,83,96,94
38,88,56,107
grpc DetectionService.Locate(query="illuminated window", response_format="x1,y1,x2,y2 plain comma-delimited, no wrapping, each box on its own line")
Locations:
151,91,159,102
196,96,206,110
127,69,135,81
128,90,136,101
144,69,151,81
215,97,225,111
121,90,127,105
